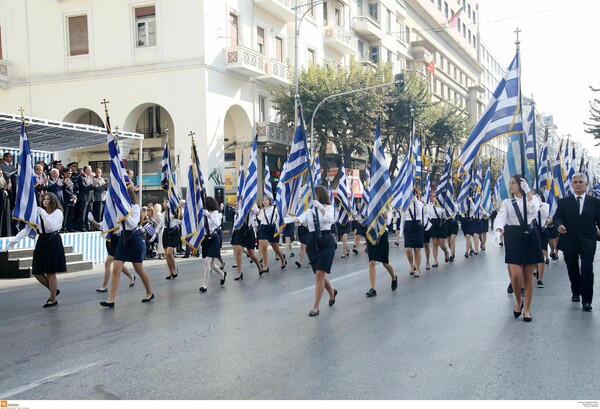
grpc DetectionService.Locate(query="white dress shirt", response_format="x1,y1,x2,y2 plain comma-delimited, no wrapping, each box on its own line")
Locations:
400,200,427,230
38,208,63,233
493,195,540,231
122,204,141,231
257,205,279,226
537,202,550,228
296,205,336,232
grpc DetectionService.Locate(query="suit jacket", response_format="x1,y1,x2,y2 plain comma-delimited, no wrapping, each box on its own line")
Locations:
77,175,94,202
554,194,600,255
92,176,107,202
46,177,64,205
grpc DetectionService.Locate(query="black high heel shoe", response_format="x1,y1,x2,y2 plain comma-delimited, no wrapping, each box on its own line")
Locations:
220,272,227,286
141,293,155,303
100,301,114,308
329,289,338,306
234,273,244,281
259,267,269,277
523,313,532,322
514,300,524,318
129,276,136,287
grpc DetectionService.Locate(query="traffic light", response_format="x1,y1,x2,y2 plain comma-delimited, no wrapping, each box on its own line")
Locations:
395,72,405,94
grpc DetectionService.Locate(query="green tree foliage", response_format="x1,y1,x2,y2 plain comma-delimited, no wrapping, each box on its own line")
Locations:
584,86,600,145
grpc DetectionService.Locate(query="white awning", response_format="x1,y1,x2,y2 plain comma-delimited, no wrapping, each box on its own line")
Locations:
0,112,143,153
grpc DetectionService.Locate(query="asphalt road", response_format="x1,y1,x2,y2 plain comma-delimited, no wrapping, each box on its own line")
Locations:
0,235,598,400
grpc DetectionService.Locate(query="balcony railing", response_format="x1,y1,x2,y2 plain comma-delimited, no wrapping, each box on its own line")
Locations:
258,59,289,86
323,25,357,54
351,16,381,37
224,46,266,77
0,59,11,90
256,122,291,146
254,0,300,21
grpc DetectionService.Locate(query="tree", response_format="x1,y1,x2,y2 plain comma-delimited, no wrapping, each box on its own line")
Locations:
584,86,600,145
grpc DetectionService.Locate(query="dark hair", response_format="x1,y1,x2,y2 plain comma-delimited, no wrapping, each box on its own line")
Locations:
205,196,219,212
127,186,138,205
314,185,331,206
262,196,273,206
510,174,524,196
43,192,63,213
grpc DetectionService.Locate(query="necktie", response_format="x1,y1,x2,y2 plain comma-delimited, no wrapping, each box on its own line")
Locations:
577,196,582,215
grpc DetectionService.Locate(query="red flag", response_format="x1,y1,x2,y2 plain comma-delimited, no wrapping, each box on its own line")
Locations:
448,6,463,28
426,60,435,76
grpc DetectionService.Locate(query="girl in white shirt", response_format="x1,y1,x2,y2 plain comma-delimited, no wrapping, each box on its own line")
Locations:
199,197,226,292
257,197,286,272
534,192,550,288
161,198,182,280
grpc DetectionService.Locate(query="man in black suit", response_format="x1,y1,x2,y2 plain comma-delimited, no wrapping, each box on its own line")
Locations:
77,165,95,231
554,173,600,312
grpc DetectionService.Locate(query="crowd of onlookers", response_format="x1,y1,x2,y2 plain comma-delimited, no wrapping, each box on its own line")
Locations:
0,151,112,236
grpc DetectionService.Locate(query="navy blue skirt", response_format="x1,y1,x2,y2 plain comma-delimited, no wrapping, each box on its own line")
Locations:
32,232,67,275
282,223,295,239
105,233,122,257
429,219,447,239
481,218,489,232
404,221,424,248
115,229,145,263
202,234,221,259
504,225,544,265
162,227,181,248
461,218,477,236
336,222,352,237
367,234,389,264
231,227,256,249
354,223,367,237
547,224,559,239
306,231,336,274
446,219,459,236
424,229,431,244
298,225,309,245
257,225,278,242
537,227,549,251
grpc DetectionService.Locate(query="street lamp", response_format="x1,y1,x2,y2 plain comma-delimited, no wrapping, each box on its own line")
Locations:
293,0,328,126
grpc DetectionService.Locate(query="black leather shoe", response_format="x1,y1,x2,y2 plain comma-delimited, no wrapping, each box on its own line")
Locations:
220,272,227,286
514,301,523,318
259,267,269,277
366,288,377,297
432,263,439,268
96,288,108,293
199,287,207,293
583,303,593,312
43,300,58,308
391,276,398,291
308,310,319,317
507,283,513,294
352,248,359,255
329,289,338,307
523,314,532,322
295,261,301,268
572,295,581,302
141,293,155,303
129,276,136,288
234,273,243,281
99,301,114,308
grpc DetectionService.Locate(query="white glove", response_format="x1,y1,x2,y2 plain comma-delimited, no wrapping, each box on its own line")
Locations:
7,238,16,250
87,212,95,222
311,200,323,210
494,230,502,245
520,178,531,194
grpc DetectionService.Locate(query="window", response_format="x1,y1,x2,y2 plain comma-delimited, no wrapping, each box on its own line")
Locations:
387,50,393,63
457,18,461,30
323,3,328,25
468,29,471,44
472,11,476,24
356,0,362,15
0,24,3,60
275,36,284,62
229,13,239,47
467,4,471,18
258,96,266,122
368,3,378,22
135,6,156,48
462,23,466,37
335,7,341,26
357,40,365,59
68,15,89,56
387,9,392,32
369,45,379,64
307,48,315,66
444,2,449,18
437,0,441,10
257,27,265,54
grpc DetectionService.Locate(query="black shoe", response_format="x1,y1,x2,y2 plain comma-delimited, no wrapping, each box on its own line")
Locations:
514,301,523,318
464,252,469,258
165,275,173,280
536,280,544,288
141,293,155,303
523,314,532,322
507,283,513,294
232,265,237,269
234,273,243,281
43,300,58,308
583,303,593,312
329,289,338,307
572,295,581,302
220,272,227,286
290,252,295,257
534,271,538,279
499,242,504,247
129,276,136,288
99,301,114,308
469,249,475,256
295,261,301,268
352,248,359,255
199,287,207,293
96,288,108,293
182,255,190,259
481,245,486,251
449,256,454,262
391,276,398,291
366,288,377,297
308,310,319,317
259,267,269,277
432,264,439,268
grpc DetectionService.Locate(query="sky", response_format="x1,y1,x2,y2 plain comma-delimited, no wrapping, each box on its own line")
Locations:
477,0,600,156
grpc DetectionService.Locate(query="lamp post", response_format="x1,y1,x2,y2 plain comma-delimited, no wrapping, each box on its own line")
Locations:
293,0,328,126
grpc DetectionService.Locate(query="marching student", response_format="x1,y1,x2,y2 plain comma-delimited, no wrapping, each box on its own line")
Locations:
230,201,263,280
100,187,154,308
392,210,402,247
336,205,352,259
281,222,296,259
161,197,182,280
534,192,550,288
290,185,337,317
401,190,427,277
427,193,450,267
445,205,459,262
199,197,226,293
365,206,398,297
352,200,367,254
461,197,480,258
294,220,309,268
493,175,542,322
257,196,286,272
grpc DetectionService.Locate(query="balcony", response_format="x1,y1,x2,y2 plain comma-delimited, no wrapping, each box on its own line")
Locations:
352,16,381,37
224,46,266,77
323,26,357,54
0,59,11,90
258,59,289,86
256,122,291,146
254,0,299,22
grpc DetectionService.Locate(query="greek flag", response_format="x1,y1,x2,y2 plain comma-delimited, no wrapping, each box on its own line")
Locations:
472,160,483,217
181,141,206,251
360,170,370,223
435,147,456,216
565,143,576,196
524,107,536,160
391,148,415,212
264,159,274,201
547,176,559,218
12,121,39,238
161,138,180,224
457,51,523,172
313,153,322,186
423,172,431,205
234,137,258,229
336,166,350,226
492,173,502,209
414,135,422,180
295,182,311,216
457,165,473,215
498,133,531,201
327,179,334,206
537,140,550,198
104,126,133,238
481,165,493,218
364,120,393,244
275,118,309,233
236,153,245,205
552,148,566,199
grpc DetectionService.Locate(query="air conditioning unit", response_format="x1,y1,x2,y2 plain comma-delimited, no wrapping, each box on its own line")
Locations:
143,151,150,161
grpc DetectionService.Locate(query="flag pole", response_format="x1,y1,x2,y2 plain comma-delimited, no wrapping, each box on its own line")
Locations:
299,102,322,238
531,99,539,192
515,28,528,182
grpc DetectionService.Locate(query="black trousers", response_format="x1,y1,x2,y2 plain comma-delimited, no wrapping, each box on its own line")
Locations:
563,251,594,304
93,201,104,223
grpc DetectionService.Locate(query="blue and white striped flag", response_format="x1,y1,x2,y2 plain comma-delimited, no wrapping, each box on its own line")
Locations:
12,121,39,238
236,153,245,205
327,179,334,206
413,135,422,180
264,159,274,201
481,165,493,218
552,148,566,200
313,153,322,186
524,107,536,160
181,141,205,251
391,147,415,212
498,133,531,201
457,164,473,215
161,138,180,224
234,137,258,229
364,120,393,244
537,139,550,199
295,182,311,216
336,166,351,226
547,177,559,218
360,170,370,223
472,160,483,217
457,51,523,172
275,118,309,233
435,147,455,216
423,172,431,205
492,172,502,209
565,143,576,196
